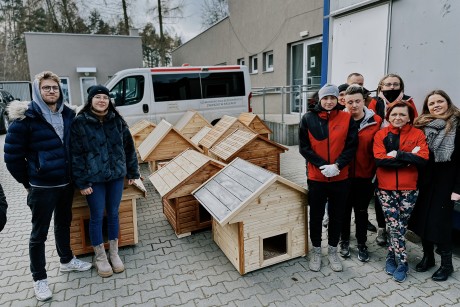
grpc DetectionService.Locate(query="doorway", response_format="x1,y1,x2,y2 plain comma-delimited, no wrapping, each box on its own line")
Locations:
291,37,322,113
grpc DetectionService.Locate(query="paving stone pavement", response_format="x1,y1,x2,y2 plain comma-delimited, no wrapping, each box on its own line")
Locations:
0,134,459,306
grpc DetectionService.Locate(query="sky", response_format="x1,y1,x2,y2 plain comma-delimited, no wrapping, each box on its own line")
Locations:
81,0,206,43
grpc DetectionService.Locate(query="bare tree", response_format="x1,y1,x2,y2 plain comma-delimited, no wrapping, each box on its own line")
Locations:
201,0,228,28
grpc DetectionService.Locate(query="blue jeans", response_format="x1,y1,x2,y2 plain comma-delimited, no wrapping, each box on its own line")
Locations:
27,185,74,281
86,178,124,246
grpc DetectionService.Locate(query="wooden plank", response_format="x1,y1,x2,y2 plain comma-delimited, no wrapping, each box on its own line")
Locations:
138,119,172,161
212,171,254,201
194,186,232,223
238,222,245,275
230,158,274,184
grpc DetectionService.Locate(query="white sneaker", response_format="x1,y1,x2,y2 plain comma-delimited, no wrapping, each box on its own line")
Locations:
33,279,52,301
60,256,92,272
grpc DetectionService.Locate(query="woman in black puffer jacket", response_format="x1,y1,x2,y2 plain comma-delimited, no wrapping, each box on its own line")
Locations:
70,85,139,278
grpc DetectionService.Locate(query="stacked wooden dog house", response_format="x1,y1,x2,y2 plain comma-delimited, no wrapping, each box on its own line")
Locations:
208,129,288,175
138,119,203,172
238,113,272,139
70,179,146,255
174,110,212,139
129,119,157,163
193,158,308,275
198,115,256,154
149,149,226,237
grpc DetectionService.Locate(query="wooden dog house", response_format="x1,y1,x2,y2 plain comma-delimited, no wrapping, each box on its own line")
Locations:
198,115,256,154
138,119,203,172
70,179,146,255
129,119,157,163
193,158,308,275
174,110,212,139
209,129,288,174
149,149,226,237
238,113,272,139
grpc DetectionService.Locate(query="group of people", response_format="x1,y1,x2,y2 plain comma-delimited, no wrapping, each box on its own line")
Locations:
3,71,139,301
299,73,460,283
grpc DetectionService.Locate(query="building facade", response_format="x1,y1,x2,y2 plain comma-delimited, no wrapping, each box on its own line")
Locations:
172,0,324,115
25,32,143,105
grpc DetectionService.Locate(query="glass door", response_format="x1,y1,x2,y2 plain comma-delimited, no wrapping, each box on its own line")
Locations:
290,37,322,113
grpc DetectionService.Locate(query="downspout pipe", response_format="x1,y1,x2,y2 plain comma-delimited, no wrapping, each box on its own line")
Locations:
320,0,330,86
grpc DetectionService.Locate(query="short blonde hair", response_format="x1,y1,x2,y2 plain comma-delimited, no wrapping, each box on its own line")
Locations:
35,71,60,85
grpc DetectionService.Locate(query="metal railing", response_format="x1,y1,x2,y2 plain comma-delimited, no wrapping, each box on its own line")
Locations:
251,85,318,123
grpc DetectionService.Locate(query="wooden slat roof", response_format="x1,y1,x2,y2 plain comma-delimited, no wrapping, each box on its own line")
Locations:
192,158,307,225
129,119,156,136
190,126,212,145
209,129,288,161
198,115,237,149
149,149,225,197
137,119,202,161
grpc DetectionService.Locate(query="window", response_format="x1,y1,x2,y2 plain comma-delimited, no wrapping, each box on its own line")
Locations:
264,51,274,72
151,72,245,102
250,55,258,74
60,77,71,104
237,58,245,66
80,77,96,105
110,75,145,106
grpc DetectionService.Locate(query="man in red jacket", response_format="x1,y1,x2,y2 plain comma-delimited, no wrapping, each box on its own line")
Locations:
299,84,358,272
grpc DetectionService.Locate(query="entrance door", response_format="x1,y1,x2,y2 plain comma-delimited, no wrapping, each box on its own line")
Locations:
291,37,322,113
80,77,97,105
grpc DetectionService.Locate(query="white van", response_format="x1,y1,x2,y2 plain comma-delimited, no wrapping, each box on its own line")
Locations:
105,65,252,125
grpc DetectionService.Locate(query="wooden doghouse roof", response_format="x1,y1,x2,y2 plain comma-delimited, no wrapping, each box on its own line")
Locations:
238,113,272,135
149,149,225,197
199,115,255,149
137,119,202,161
129,119,156,136
209,129,288,161
190,126,212,145
174,110,211,134
193,158,307,225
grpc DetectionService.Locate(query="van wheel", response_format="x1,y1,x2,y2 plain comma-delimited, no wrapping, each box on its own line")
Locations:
211,118,221,126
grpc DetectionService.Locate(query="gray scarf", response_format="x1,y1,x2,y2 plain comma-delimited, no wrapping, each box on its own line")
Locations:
424,117,458,162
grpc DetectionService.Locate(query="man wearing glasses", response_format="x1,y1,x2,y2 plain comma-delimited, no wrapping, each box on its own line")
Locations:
4,71,91,302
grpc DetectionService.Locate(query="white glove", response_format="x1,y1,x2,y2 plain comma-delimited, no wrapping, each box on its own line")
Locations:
387,150,397,158
412,146,420,154
320,164,340,177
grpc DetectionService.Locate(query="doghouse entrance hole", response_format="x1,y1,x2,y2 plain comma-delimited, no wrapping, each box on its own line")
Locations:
263,233,287,260
199,204,211,223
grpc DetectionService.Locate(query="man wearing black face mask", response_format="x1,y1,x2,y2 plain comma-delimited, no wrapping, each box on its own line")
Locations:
369,73,418,127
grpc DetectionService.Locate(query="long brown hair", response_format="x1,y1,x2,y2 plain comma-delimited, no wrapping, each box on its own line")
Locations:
414,89,460,131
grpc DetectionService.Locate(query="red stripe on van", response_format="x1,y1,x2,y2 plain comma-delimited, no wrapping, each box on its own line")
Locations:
151,67,201,72
150,66,241,73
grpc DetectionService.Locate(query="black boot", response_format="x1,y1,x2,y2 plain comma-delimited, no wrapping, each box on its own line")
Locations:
415,254,435,272
432,251,454,282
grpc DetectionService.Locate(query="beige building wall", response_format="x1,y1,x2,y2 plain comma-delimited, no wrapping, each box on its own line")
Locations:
25,32,142,105
172,0,323,114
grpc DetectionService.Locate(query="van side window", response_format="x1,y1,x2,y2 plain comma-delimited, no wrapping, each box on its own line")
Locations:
110,75,145,106
200,72,245,98
152,73,201,102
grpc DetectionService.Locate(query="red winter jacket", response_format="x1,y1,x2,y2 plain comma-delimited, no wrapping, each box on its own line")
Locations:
299,105,358,182
349,108,382,179
373,124,429,190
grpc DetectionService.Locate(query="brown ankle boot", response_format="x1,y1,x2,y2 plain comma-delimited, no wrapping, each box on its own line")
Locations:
93,243,113,277
109,239,125,273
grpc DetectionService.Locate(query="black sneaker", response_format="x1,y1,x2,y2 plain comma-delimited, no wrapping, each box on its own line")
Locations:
339,240,350,258
367,221,377,232
357,244,370,262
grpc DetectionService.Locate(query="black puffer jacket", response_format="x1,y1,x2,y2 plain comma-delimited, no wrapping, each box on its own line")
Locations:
70,110,139,190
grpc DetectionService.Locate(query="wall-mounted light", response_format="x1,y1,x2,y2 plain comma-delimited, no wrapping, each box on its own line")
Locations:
300,30,309,37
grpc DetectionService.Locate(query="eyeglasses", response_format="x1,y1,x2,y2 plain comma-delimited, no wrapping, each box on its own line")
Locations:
93,95,110,100
41,86,59,92
382,82,401,87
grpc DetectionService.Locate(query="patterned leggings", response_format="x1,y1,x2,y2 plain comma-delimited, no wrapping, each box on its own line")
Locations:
376,189,419,264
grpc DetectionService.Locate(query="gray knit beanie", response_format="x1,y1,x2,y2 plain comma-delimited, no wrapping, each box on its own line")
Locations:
318,84,339,101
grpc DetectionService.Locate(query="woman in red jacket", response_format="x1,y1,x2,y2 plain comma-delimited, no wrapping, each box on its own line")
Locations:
299,84,358,273
339,85,382,262
373,101,429,283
